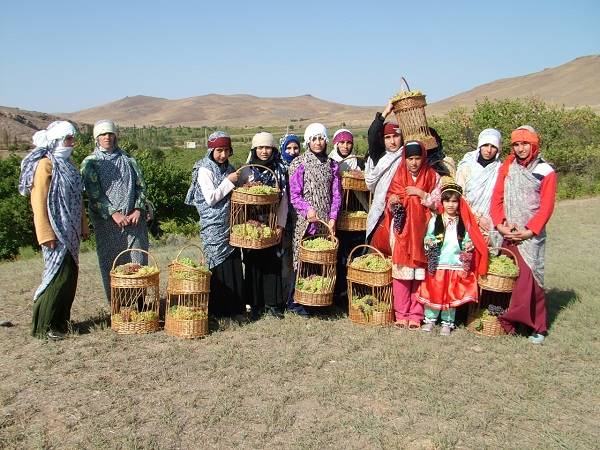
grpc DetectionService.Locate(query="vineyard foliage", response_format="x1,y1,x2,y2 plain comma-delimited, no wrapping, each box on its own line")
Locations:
1,98,599,259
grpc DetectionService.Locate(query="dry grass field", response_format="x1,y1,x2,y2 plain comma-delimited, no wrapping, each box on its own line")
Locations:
1,198,599,449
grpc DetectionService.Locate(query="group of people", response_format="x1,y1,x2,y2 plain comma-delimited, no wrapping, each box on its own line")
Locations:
20,102,556,344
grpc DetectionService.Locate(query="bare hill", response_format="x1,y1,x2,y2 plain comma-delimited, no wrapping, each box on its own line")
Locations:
426,55,600,116
65,94,378,129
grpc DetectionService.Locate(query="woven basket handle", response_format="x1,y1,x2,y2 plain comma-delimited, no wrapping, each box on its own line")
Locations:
175,243,206,266
236,164,280,191
488,246,520,276
111,248,157,271
340,155,365,164
302,218,339,244
400,76,411,91
347,244,386,263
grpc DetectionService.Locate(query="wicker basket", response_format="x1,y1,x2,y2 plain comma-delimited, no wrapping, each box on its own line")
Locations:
478,247,520,293
298,220,339,264
231,164,280,205
294,288,334,307
230,164,282,249
110,249,160,335
337,212,367,232
168,244,211,294
466,303,507,337
390,77,437,150
346,245,392,287
339,157,368,191
165,311,208,339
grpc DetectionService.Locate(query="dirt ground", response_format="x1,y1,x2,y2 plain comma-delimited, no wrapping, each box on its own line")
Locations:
1,198,599,449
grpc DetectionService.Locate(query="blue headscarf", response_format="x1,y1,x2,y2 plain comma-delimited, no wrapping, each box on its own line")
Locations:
279,134,301,165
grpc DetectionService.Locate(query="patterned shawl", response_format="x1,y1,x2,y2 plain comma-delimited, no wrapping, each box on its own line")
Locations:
185,155,235,269
503,156,547,286
19,147,83,301
289,150,337,269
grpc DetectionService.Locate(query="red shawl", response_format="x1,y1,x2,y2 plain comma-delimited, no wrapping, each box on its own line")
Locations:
371,141,437,267
450,196,489,277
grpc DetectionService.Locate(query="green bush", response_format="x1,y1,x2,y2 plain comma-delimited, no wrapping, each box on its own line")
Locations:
158,218,199,238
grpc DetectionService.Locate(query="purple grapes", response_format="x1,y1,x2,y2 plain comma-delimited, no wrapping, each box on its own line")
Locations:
424,242,441,274
391,203,406,234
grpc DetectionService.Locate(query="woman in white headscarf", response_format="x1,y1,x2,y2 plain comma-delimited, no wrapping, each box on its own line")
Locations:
81,120,149,302
455,128,503,246
19,121,88,340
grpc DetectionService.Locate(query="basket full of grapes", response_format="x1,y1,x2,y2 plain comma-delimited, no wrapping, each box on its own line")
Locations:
478,247,520,293
299,220,339,265
110,249,160,334
232,164,280,205
347,244,392,287
466,304,508,337
230,220,281,249
168,244,212,294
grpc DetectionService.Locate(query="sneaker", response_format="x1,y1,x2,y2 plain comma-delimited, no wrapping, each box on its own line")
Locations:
47,330,65,341
440,324,452,336
528,333,545,344
420,322,434,333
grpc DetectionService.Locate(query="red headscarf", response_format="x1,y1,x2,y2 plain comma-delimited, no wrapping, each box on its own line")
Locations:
498,127,540,177
383,122,401,136
374,141,438,268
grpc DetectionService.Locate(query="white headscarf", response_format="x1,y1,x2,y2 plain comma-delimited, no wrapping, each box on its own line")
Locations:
303,123,328,149
477,128,502,153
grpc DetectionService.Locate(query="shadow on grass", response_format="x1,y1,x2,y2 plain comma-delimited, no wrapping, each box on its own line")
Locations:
70,312,111,335
546,287,579,327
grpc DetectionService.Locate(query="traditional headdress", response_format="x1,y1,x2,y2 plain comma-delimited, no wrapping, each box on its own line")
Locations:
303,123,328,149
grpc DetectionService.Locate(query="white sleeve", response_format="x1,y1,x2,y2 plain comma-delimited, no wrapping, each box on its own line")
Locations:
276,190,289,228
197,167,235,207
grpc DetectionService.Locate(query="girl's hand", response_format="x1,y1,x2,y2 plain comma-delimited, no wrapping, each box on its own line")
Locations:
510,228,535,242
382,102,394,119
328,219,336,233
387,194,400,211
307,208,317,222
227,172,239,183
112,211,129,228
42,240,57,250
406,186,425,199
496,222,513,237
127,209,141,226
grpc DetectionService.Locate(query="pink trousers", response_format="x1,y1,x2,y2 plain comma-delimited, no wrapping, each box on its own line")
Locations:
392,279,424,322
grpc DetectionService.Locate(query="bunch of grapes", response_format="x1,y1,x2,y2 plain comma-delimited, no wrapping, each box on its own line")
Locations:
302,237,336,251
424,242,441,274
168,306,208,320
237,183,278,195
459,251,473,272
488,254,518,277
391,203,406,234
350,254,391,272
296,275,333,293
346,211,368,218
487,305,506,316
390,90,424,102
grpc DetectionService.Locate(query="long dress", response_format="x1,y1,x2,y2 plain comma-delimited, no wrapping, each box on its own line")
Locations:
238,161,288,315
81,147,149,302
185,154,245,317
20,153,85,337
490,154,557,334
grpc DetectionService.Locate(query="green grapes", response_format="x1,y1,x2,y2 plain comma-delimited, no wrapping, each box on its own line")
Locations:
350,254,391,271
487,254,518,277
178,257,198,268
113,309,158,323
352,294,390,319
168,306,208,320
112,264,159,277
344,211,368,218
390,90,424,102
231,222,274,240
236,185,278,195
296,275,333,293
302,237,336,250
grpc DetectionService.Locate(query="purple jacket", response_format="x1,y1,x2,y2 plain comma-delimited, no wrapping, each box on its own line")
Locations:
289,161,342,234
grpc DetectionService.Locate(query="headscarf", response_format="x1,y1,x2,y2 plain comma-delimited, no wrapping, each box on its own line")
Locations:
438,183,489,276
19,120,83,301
476,128,502,168
498,126,540,178
383,122,401,137
280,134,301,165
303,122,328,150
383,140,438,267
329,128,359,171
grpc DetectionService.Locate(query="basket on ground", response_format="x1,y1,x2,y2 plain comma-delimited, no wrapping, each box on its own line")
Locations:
110,249,160,334
346,245,393,326
390,77,437,150
165,244,211,338
295,220,338,307
230,164,282,249
477,247,519,293
466,303,508,337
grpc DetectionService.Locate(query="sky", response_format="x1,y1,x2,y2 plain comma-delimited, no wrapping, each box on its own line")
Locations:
1,0,599,113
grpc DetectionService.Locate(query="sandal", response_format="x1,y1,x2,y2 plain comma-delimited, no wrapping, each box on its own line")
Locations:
408,320,421,330
394,319,409,329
